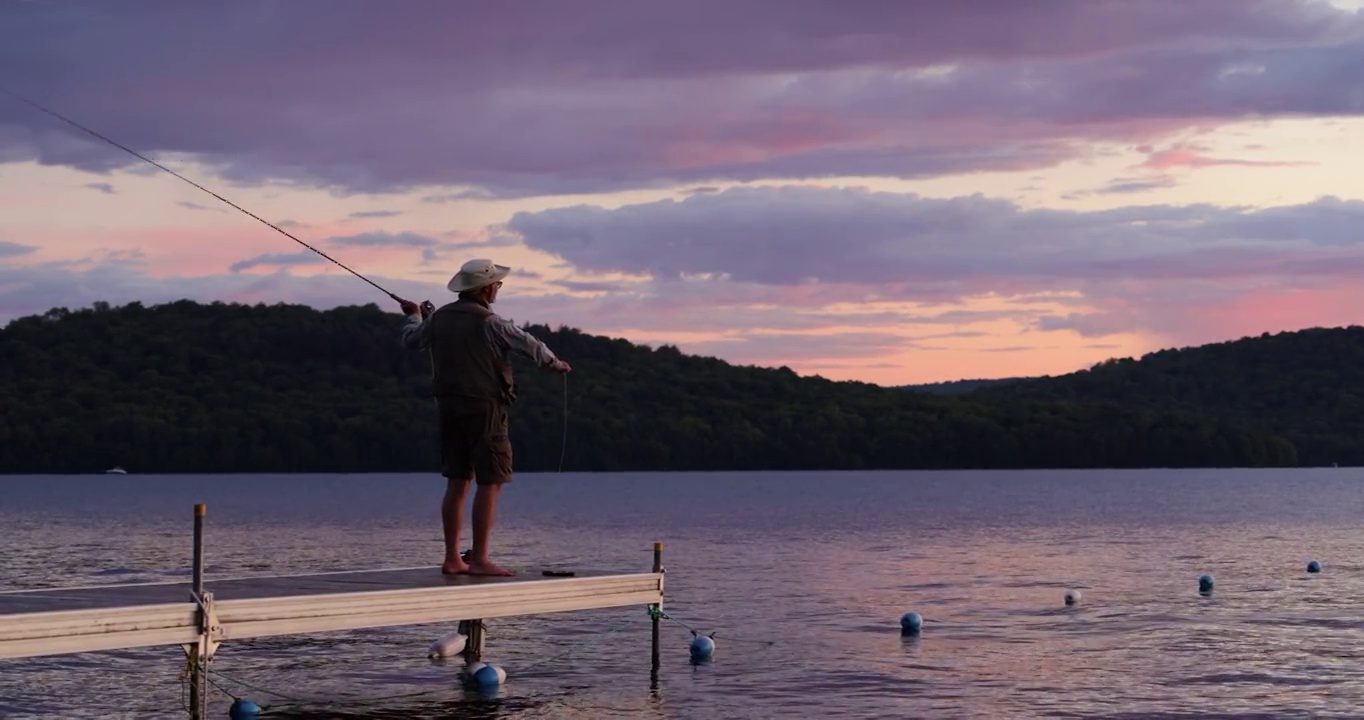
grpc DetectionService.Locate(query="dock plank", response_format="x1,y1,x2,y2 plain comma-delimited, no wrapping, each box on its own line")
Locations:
0,566,664,660
0,566,598,615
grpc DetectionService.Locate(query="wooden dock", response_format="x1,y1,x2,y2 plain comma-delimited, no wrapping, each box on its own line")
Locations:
0,504,666,718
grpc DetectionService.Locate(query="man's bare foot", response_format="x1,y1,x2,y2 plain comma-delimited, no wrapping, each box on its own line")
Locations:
466,559,515,577
441,558,470,575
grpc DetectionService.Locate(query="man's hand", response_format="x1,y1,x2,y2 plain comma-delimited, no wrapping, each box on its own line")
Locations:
549,359,572,374
399,299,425,318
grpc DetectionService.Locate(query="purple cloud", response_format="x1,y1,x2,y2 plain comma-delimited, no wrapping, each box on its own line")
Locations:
509,186,1364,292
326,231,438,248
1092,177,1178,195
0,1,1360,197
176,201,222,213
346,209,403,219
440,235,520,251
682,331,918,365
0,241,37,259
496,185,1364,345
83,182,115,194
228,251,326,273
422,189,497,204
551,280,625,293
420,234,522,266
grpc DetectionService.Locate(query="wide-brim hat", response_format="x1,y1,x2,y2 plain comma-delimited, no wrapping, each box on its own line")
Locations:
448,258,511,293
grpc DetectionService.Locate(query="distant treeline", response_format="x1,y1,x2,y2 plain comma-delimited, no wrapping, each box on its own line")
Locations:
969,326,1364,467
0,300,1308,474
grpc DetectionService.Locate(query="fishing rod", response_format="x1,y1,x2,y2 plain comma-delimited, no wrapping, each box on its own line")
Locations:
0,84,429,313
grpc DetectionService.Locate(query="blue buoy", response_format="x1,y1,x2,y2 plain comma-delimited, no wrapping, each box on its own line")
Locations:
473,664,506,687
1064,590,1081,606
900,612,923,636
690,632,716,661
462,661,506,688
1198,574,1214,594
1307,560,1322,574
228,698,262,720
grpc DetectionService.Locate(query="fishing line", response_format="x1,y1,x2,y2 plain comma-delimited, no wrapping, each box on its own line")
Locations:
559,370,570,471
0,84,408,304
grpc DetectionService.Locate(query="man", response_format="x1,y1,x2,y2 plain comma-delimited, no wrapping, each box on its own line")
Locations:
399,258,571,577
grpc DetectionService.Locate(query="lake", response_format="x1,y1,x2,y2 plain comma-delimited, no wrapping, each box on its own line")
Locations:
3,468,1364,718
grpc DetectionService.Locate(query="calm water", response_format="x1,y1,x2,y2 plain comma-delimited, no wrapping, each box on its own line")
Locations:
4,468,1364,719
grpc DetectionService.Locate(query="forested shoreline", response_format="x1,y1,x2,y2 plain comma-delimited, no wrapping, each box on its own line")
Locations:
0,300,1317,474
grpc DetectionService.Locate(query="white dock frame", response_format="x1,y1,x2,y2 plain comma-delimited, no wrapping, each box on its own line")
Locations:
0,504,667,719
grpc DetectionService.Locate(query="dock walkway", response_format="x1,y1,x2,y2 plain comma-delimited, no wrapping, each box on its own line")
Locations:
0,504,666,718
0,566,664,660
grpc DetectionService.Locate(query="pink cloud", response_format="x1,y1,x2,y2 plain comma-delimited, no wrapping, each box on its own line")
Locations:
1141,144,1314,170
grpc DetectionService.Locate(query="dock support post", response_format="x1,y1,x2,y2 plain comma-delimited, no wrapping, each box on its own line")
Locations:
650,541,663,685
188,503,207,720
459,619,484,664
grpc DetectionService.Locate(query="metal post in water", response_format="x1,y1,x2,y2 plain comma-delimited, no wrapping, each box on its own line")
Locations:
193,504,205,597
459,619,484,664
189,503,207,720
651,542,663,684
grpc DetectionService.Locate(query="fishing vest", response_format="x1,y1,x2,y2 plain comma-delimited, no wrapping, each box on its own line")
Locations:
426,298,516,404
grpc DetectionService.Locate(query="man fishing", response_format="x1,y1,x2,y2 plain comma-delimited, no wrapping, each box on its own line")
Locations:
399,258,571,577
0,89,576,576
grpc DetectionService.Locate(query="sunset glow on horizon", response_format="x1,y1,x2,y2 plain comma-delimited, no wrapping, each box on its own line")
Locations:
4,0,1364,385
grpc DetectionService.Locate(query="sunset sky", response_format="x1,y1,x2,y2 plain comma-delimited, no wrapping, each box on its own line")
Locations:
3,0,1364,386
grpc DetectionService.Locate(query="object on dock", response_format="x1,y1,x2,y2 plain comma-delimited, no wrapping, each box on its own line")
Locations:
689,632,716,662
0,504,666,719
1198,574,1214,594
900,611,923,636
1307,560,1321,574
1064,590,1081,606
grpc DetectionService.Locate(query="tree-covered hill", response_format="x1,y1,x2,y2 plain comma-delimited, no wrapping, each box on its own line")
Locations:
0,300,1297,474
969,326,1364,467
900,378,1023,395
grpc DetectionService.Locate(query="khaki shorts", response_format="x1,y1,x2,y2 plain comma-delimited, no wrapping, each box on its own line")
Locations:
437,397,513,485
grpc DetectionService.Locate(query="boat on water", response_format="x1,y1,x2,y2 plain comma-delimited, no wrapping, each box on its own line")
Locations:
104,466,127,474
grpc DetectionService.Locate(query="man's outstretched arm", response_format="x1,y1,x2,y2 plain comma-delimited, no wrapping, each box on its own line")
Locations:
488,316,570,372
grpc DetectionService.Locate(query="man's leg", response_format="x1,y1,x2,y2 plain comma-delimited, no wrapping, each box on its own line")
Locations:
466,482,512,576
441,475,471,575
465,402,515,577
436,396,475,575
